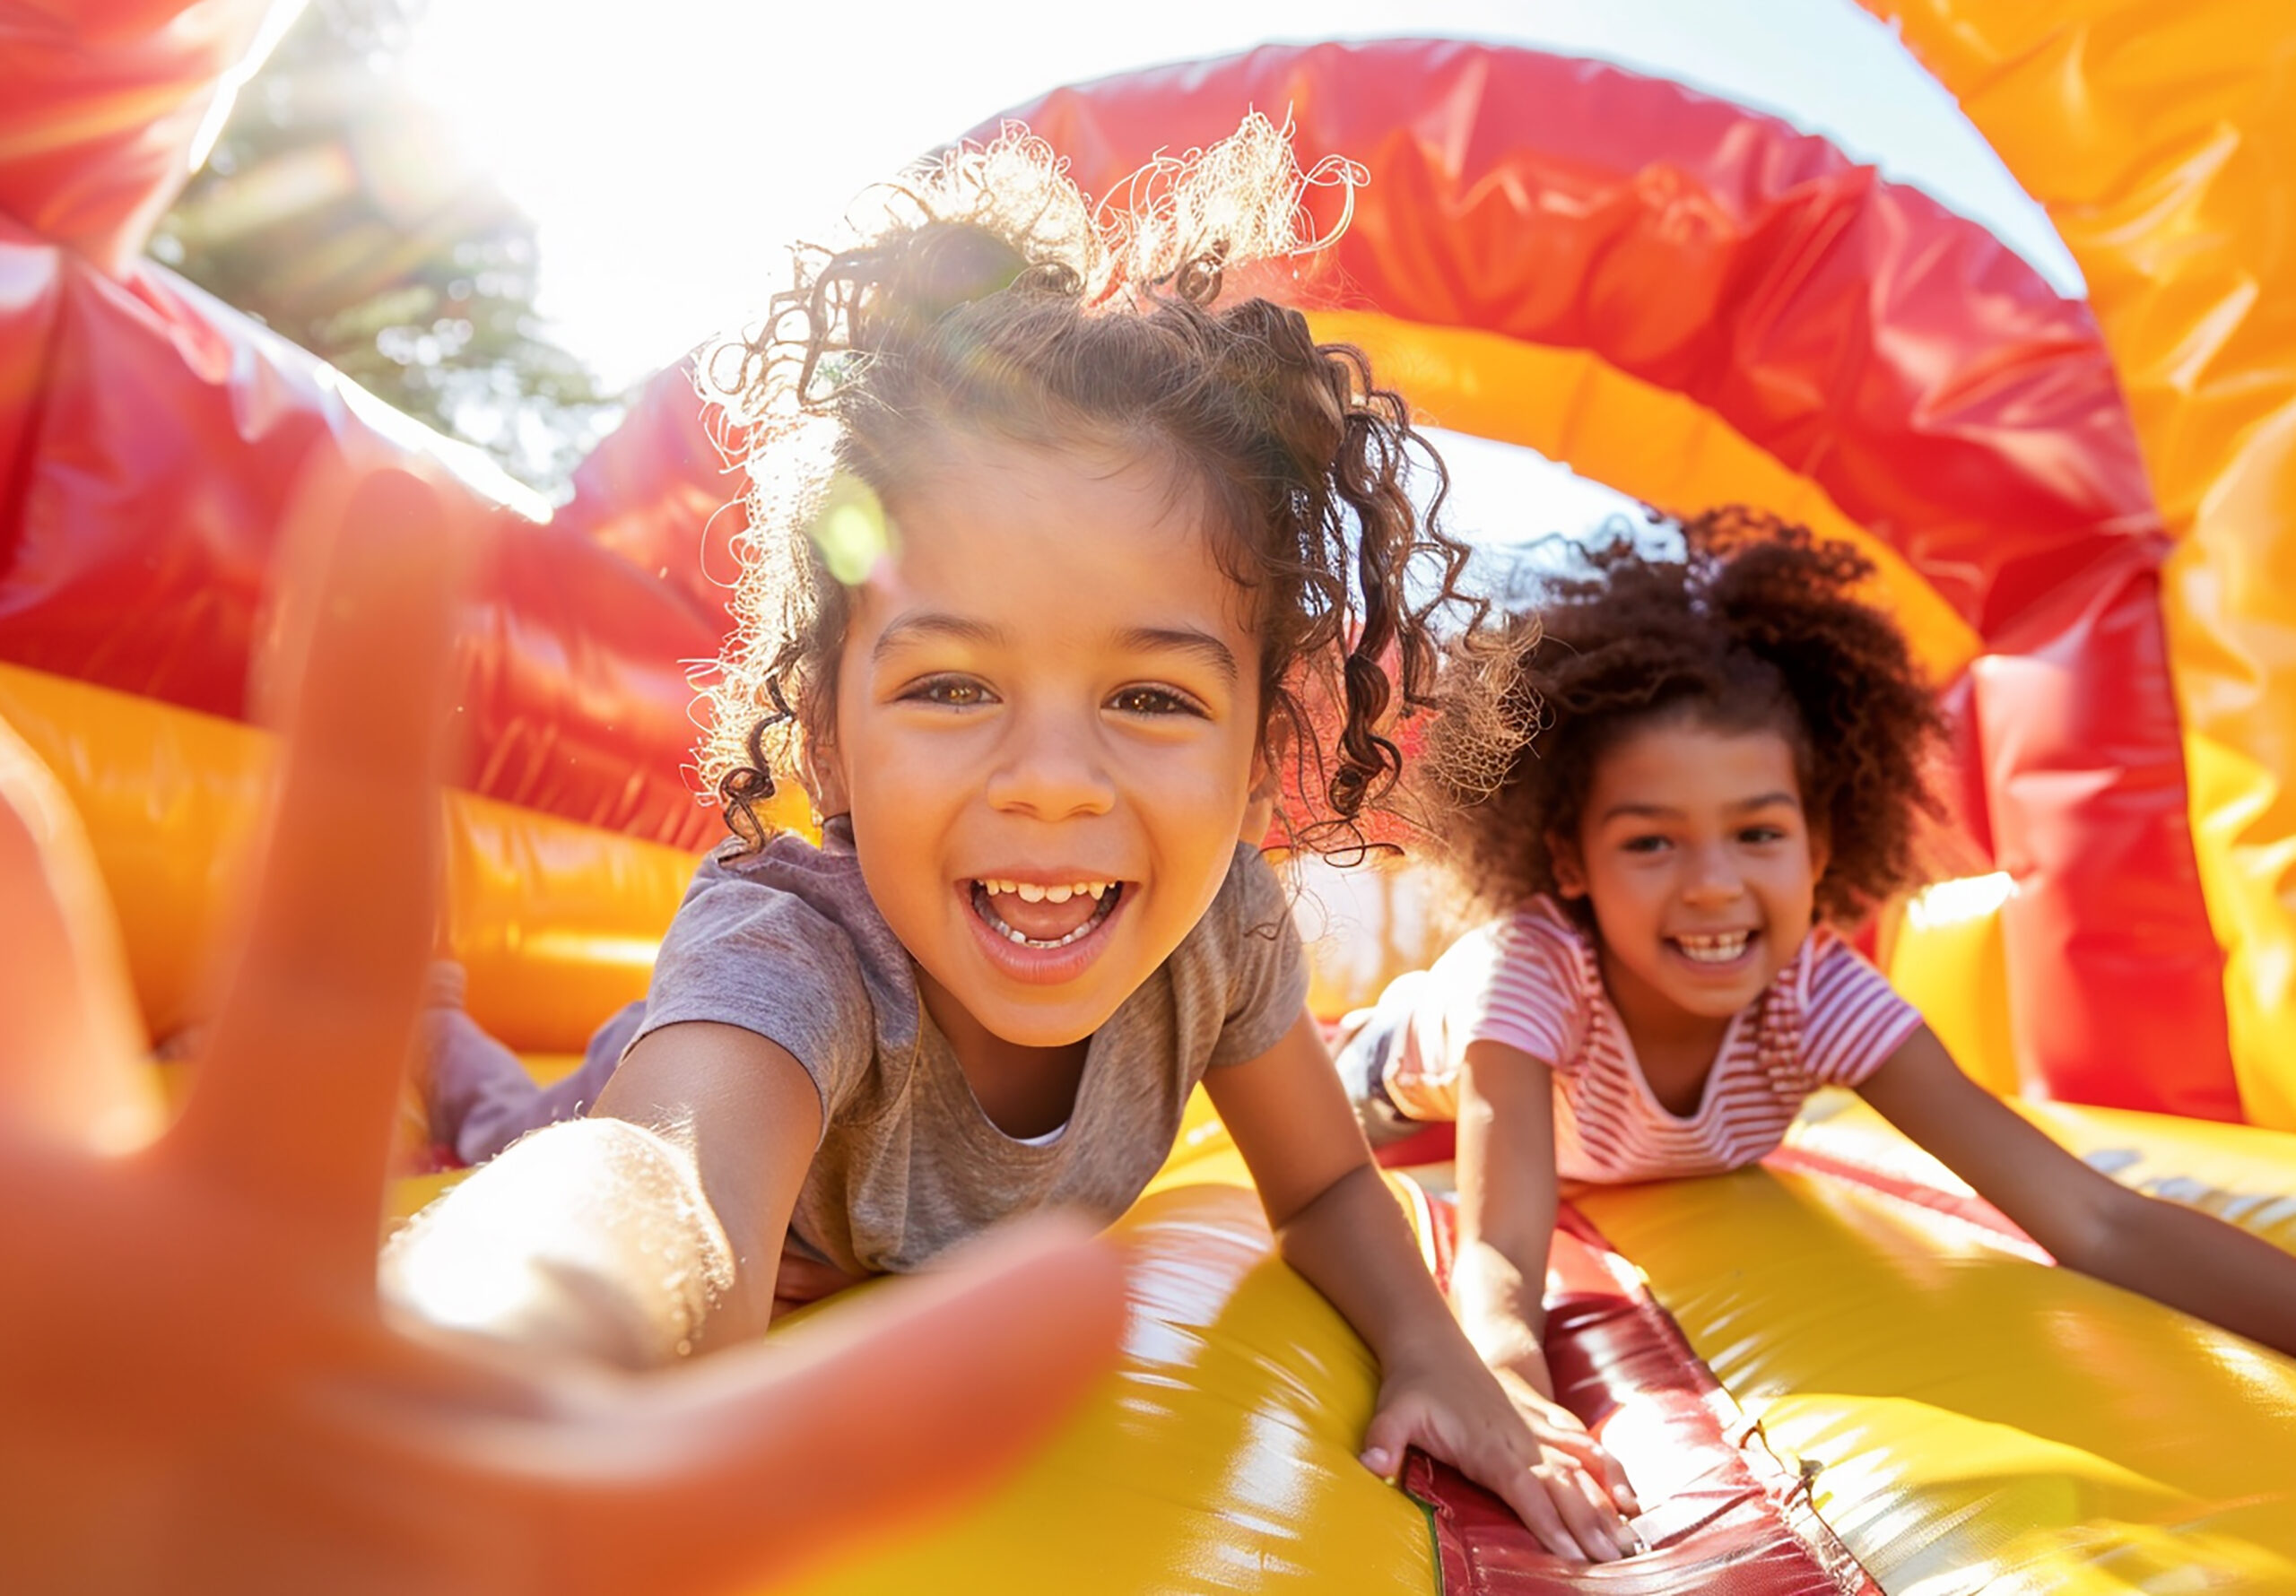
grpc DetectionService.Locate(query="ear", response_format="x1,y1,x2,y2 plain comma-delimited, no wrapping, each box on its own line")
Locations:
1239,753,1280,846
1807,825,1831,893
801,729,851,820
1548,829,1588,898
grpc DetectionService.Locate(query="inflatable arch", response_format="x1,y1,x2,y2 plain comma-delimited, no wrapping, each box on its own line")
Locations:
4,3,2295,1590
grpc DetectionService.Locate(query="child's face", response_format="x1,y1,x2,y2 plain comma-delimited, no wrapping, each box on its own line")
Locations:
1553,717,1828,1035
812,437,1264,1052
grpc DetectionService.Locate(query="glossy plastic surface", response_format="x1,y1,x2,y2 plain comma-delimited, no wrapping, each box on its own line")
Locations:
1407,1198,1878,1595
0,661,694,1051
1863,0,2296,1127
1578,1093,2296,1590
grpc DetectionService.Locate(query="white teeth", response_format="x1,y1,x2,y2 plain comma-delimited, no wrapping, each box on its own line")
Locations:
1675,932,1752,964
975,878,1113,900
970,879,1122,950
992,919,1097,949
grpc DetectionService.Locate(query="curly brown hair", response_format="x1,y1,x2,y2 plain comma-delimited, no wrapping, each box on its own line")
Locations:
1422,507,1949,926
693,118,1485,857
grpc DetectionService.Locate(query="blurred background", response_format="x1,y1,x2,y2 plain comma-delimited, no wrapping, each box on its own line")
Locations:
156,0,2080,548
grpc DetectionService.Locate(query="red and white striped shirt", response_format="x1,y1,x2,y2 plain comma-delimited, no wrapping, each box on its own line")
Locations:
1376,898,1922,1182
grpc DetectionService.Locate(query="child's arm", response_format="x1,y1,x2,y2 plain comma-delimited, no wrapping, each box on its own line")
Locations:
1453,1040,1565,1401
1857,1026,2296,1356
383,1019,822,1365
1205,1013,1640,1563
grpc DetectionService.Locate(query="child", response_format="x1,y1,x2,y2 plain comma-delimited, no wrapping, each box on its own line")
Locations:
1338,508,2296,1427
385,119,1640,1564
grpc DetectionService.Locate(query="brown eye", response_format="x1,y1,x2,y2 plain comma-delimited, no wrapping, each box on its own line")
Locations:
1108,685,1205,717
904,675,992,707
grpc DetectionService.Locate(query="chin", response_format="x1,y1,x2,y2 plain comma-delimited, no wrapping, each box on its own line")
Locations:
985,1002,1114,1051
1673,984,1764,1019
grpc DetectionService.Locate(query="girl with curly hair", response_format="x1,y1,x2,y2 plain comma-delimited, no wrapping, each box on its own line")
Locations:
1340,507,2296,1444
392,118,1640,1563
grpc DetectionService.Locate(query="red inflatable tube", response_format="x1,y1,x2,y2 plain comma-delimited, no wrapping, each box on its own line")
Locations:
0,0,268,277
1405,1191,1878,1594
552,360,750,629
986,39,2233,1116
0,227,726,850
1973,548,2236,1115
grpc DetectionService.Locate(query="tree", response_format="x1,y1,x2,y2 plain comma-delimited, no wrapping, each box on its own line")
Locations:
150,0,617,495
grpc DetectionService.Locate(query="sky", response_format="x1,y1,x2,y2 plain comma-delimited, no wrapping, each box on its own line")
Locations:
401,0,2084,539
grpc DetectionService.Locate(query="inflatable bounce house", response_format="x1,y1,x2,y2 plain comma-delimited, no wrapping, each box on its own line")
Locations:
6,4,2295,1590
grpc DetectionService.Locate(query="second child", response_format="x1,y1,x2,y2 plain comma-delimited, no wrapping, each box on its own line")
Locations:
1340,509,2296,1438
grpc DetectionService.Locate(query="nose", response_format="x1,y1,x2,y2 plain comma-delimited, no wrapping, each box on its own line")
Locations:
983,702,1116,820
1681,839,1745,906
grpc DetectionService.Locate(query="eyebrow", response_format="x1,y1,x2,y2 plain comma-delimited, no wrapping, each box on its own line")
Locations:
872,614,1239,686
1117,626,1241,686
872,612,1003,662
1597,791,1802,824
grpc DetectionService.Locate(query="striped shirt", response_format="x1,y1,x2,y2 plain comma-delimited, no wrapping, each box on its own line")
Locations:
1370,897,1922,1183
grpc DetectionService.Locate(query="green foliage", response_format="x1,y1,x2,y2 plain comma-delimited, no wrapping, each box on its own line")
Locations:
150,0,619,495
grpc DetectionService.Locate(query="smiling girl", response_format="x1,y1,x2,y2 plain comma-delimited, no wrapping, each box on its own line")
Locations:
386,119,1640,1563
1338,508,2296,1446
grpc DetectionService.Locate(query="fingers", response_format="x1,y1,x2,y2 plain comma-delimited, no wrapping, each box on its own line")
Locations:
1493,1454,1637,1564
1356,1405,1413,1479
1594,1438,1640,1516
1527,1413,1639,1515
520,1218,1129,1594
168,463,468,1252
1492,1462,1595,1563
0,719,161,1153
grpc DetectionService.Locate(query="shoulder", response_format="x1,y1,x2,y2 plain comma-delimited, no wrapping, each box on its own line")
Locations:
1431,897,1596,1065
1447,897,1592,991
1175,845,1310,1064
1178,843,1297,966
1796,925,1924,1082
649,827,922,1073
657,833,872,993
1213,840,1291,922
1801,925,1900,1003
674,828,879,949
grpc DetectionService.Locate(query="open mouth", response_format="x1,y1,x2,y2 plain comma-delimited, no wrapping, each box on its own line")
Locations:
970,878,1125,950
1672,929,1753,965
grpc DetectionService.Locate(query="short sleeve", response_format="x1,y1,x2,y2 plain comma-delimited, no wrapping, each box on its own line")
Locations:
1452,907,1591,1071
632,859,877,1125
1205,846,1313,1068
1800,935,1925,1088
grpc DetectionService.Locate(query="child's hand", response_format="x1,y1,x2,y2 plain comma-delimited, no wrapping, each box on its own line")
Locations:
0,466,1127,1593
1488,1363,1640,1518
1360,1346,1640,1562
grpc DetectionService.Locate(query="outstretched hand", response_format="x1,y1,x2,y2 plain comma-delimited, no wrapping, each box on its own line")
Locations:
0,464,1125,1596
1361,1346,1639,1563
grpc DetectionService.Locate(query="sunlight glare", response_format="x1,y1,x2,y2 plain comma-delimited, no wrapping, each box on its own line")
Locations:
401,0,2079,393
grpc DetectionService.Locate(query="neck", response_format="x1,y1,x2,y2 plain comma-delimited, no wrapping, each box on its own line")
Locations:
1593,943,1732,1069
914,967,1089,1140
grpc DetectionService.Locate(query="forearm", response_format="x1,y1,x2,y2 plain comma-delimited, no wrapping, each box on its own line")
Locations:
2068,1192,2296,1357
380,1117,740,1368
1450,1039,1561,1395
1449,1240,1553,1397
1275,1162,1474,1375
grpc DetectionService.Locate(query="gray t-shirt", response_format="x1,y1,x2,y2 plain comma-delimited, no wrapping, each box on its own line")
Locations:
632,823,1309,1276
